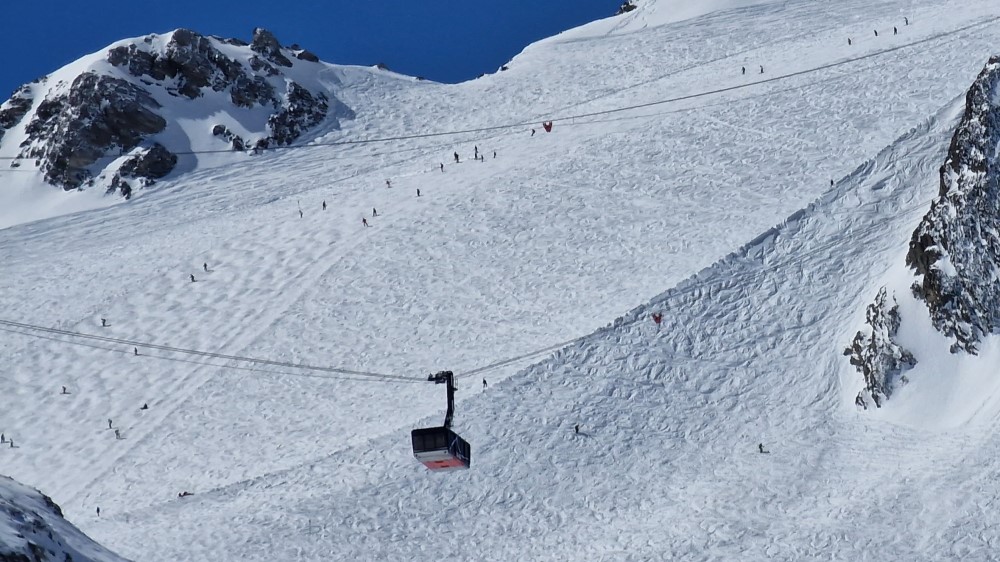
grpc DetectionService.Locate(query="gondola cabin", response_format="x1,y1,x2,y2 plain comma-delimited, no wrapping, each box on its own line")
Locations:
411,426,471,471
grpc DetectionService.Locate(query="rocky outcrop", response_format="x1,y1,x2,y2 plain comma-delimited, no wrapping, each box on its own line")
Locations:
846,288,916,407
906,55,1000,354
0,85,36,147
847,56,1000,405
18,72,166,188
1,27,352,192
0,475,129,561
617,1,638,15
268,83,329,146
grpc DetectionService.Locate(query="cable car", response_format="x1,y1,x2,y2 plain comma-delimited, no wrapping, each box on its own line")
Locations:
411,371,471,471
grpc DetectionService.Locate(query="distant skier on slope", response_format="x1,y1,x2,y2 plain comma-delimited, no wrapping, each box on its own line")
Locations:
373,208,378,217
651,312,663,326
101,318,107,327
141,403,149,410
742,66,746,75
322,201,327,210
416,189,421,197
204,262,209,272
758,443,769,454
482,378,488,389
454,152,460,163
61,385,68,394
114,429,121,440
759,65,764,74
108,419,113,429
440,163,445,172
474,146,479,159
190,274,196,283
362,218,369,227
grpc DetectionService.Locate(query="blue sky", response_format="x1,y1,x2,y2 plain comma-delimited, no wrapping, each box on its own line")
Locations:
1,0,618,98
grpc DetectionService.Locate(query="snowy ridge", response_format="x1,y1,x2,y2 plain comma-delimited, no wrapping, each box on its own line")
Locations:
0,475,127,562
1,0,1000,559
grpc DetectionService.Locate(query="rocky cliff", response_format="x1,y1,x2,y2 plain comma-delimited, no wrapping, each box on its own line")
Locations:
848,56,1000,406
0,475,129,562
0,28,353,196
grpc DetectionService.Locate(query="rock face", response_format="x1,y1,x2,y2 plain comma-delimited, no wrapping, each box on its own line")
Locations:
0,28,353,192
847,56,1000,406
906,55,1000,354
0,475,130,561
846,288,916,406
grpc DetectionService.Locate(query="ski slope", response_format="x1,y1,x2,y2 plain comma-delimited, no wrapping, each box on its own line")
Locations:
1,0,1000,559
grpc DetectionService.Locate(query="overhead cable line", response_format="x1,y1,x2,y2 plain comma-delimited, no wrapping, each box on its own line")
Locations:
0,319,421,384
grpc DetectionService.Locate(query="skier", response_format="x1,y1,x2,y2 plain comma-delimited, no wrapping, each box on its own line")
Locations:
140,403,149,410
134,347,138,356
830,179,834,187
474,146,478,159
651,312,663,326
493,150,497,159
482,378,488,390
386,179,392,188
108,419,113,429
1,433,4,443
362,218,369,227
904,16,908,25
114,429,121,440
96,507,100,517
61,385,68,394
372,208,378,217
453,152,460,163
893,26,897,35
203,262,208,272
759,65,764,74
440,163,444,172
322,201,327,211
874,29,878,37
531,129,536,137
574,424,580,434
101,318,107,327
190,274,196,283
416,188,421,197
741,66,746,75
299,209,303,219
848,38,852,45
758,443,768,454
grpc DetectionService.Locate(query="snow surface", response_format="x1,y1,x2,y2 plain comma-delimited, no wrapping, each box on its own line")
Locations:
2,0,1000,559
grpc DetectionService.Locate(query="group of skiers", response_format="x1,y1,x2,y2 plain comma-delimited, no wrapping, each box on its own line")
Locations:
745,16,910,73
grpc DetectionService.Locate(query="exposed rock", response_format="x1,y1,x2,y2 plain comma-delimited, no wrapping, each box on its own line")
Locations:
250,27,292,68
905,55,1000,354
0,474,130,561
0,85,34,144
846,287,916,407
117,143,176,180
0,27,351,192
295,49,320,63
617,1,638,15
18,72,166,189
847,56,1000,405
212,124,246,151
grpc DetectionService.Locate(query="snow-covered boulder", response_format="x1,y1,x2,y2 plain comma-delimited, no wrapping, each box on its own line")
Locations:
0,475,128,562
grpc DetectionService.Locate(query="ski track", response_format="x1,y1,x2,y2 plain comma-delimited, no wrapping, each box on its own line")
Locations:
1,0,1000,559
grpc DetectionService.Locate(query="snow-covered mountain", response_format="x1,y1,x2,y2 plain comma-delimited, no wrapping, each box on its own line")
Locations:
2,0,1000,559
0,27,358,195
0,475,127,562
